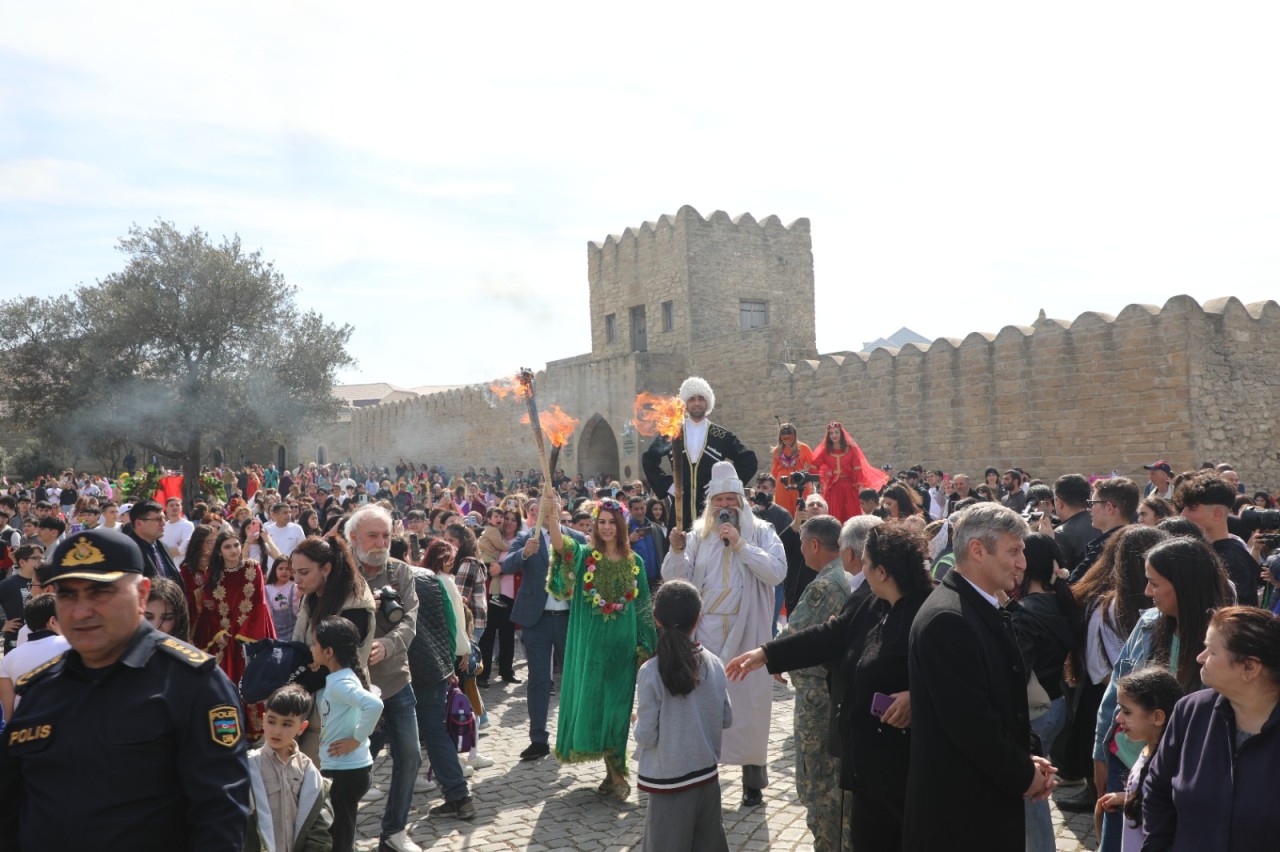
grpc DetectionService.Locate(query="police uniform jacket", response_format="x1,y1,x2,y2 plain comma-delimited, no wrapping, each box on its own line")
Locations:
0,621,251,852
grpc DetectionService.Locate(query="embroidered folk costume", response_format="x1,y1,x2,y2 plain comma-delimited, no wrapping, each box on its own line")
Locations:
548,507,657,778
769,425,815,517
191,558,276,737
811,421,889,522
642,376,757,530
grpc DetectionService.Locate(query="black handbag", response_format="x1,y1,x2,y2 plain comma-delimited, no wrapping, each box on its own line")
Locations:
239,639,313,703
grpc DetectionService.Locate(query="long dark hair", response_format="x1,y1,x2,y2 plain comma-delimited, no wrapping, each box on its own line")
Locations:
1116,667,1182,825
207,530,252,592
180,524,218,573
1146,537,1233,692
1021,533,1078,616
882,484,922,518
443,523,479,562
293,535,367,625
1074,526,1163,639
147,576,192,643
314,616,371,690
653,580,703,697
299,508,321,535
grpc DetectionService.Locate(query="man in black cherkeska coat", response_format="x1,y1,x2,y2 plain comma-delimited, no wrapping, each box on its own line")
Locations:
642,376,756,530
904,503,1054,852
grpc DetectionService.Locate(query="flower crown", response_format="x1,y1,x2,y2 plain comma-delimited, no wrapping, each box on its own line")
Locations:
592,498,624,519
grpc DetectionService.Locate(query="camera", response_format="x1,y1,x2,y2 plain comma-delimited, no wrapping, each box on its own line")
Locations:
751,490,774,508
784,471,821,493
377,585,405,624
1238,506,1280,535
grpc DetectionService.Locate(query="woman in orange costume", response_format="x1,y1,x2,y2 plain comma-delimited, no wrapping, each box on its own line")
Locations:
811,422,889,522
191,529,277,737
769,423,814,517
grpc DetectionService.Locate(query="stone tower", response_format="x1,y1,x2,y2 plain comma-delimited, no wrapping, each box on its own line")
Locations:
586,205,817,365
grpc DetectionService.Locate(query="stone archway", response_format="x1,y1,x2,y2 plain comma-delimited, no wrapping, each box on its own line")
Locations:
578,415,620,483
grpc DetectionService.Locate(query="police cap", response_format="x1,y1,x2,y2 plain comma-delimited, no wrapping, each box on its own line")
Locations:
44,528,145,583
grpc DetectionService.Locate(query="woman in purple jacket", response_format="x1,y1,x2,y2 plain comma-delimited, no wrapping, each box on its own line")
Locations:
1142,606,1280,851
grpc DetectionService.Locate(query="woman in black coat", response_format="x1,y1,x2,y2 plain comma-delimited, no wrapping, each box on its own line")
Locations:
727,524,934,851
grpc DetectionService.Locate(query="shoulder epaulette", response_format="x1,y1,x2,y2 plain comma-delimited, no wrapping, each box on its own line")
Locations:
158,637,214,668
15,652,66,692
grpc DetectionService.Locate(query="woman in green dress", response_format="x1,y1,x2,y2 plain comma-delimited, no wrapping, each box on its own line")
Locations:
546,495,658,801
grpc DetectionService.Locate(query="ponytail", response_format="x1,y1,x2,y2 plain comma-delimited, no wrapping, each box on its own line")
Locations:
653,580,703,697
314,616,371,691
1116,667,1182,826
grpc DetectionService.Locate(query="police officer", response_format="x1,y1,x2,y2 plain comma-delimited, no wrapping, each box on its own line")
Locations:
0,529,250,851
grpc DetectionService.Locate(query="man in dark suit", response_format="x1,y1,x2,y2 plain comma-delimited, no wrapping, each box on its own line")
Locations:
904,503,1055,852
500,495,586,761
124,499,183,585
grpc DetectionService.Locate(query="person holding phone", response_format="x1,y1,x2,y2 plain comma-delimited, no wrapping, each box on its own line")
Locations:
728,522,932,850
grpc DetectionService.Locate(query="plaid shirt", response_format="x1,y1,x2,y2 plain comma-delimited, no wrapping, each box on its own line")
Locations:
453,557,489,633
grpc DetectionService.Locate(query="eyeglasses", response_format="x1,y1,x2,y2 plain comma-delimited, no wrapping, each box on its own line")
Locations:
1085,499,1111,508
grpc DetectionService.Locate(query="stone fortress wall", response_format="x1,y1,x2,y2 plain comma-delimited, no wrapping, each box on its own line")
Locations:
339,207,1280,490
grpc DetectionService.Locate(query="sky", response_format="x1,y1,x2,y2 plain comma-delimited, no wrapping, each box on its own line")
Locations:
4,3,1280,389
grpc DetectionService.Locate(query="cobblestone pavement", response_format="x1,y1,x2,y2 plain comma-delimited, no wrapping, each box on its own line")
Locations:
354,650,1098,851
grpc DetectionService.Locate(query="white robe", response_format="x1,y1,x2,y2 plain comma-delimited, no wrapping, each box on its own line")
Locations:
661,515,786,765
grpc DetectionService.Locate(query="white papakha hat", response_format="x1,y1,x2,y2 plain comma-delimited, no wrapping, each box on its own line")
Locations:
678,376,715,414
705,461,744,502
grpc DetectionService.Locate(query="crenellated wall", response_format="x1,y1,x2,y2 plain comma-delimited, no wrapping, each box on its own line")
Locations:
336,207,1280,490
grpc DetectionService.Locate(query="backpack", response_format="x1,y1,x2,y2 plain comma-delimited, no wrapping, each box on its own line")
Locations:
445,683,476,754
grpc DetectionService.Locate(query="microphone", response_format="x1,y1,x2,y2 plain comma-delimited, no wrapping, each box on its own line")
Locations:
719,508,732,547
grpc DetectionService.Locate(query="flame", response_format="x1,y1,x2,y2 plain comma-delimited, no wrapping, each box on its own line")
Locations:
631,392,685,438
520,404,580,448
488,375,531,401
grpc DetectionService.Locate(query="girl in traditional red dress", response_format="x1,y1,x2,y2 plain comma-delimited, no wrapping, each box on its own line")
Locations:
769,423,815,517
191,529,277,737
810,421,890,522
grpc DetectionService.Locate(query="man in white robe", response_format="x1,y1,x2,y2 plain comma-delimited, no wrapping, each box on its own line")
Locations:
662,460,786,806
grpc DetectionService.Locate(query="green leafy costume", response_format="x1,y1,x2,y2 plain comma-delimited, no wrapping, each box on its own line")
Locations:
548,537,657,775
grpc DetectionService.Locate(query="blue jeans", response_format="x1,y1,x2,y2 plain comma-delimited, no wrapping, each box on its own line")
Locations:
520,610,568,745
1098,751,1126,852
412,677,469,802
1025,696,1067,852
368,683,423,836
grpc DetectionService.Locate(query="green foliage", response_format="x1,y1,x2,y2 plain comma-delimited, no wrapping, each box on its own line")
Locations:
8,443,63,483
0,221,355,505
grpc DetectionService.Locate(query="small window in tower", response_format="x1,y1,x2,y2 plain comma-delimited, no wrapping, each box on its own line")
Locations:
605,313,617,343
662,300,674,332
740,300,768,331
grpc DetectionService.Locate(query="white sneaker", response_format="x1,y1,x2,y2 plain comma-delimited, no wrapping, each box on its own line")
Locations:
468,753,495,769
413,775,436,792
378,830,423,852
362,785,385,801
462,764,475,778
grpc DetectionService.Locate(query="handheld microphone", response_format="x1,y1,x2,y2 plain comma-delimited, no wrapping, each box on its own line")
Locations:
719,508,732,546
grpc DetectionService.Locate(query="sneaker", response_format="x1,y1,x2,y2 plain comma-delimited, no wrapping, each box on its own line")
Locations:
478,717,491,730
362,785,386,802
462,764,475,778
378,831,423,852
430,796,477,820
413,775,436,793
469,753,495,769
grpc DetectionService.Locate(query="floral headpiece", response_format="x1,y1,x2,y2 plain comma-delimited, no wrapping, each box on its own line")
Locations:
592,498,624,519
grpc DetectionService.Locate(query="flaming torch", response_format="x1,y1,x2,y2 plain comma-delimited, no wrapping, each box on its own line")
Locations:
488,369,563,529
631,392,687,529
522,404,580,478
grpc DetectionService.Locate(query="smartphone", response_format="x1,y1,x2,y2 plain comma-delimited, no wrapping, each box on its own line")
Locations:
871,692,894,717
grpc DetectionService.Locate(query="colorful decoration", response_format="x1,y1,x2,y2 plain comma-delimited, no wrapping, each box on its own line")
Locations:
581,550,640,622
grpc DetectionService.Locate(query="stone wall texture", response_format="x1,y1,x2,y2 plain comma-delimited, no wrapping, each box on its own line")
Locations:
335,207,1280,490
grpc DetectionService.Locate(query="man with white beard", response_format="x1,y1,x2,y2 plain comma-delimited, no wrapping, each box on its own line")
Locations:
661,461,786,807
344,505,423,852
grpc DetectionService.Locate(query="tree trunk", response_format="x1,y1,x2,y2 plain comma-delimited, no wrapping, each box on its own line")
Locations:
182,432,202,512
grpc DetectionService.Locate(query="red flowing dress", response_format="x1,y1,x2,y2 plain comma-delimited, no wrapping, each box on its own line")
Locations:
811,425,890,522
191,559,276,737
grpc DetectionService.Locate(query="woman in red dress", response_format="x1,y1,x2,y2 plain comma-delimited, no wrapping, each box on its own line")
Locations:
769,422,815,517
810,421,889,522
191,529,276,737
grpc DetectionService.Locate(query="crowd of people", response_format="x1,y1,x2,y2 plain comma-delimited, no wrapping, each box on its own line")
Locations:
0,376,1277,851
